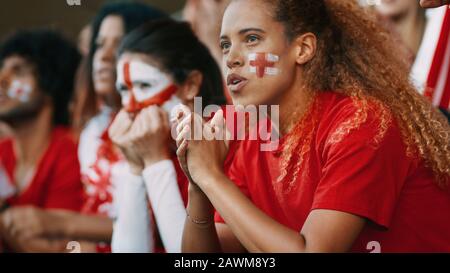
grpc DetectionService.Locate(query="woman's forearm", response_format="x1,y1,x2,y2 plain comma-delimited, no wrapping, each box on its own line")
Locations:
199,170,305,253
55,211,113,242
182,185,222,253
7,237,68,253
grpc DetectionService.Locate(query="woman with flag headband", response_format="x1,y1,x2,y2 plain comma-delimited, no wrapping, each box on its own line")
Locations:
175,0,450,252
108,18,226,253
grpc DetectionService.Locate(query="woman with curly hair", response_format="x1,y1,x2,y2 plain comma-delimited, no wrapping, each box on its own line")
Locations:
175,0,450,252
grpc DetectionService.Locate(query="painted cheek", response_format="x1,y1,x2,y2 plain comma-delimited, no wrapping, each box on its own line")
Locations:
7,80,32,102
248,53,280,78
120,91,131,107
132,88,156,102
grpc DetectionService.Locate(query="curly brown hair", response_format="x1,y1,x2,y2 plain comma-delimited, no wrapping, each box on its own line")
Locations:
264,0,450,188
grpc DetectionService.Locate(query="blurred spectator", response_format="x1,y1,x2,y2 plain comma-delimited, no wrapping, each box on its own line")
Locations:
110,19,226,253
0,3,168,253
420,0,449,8
183,0,231,67
0,29,83,252
183,0,232,102
78,24,92,57
376,0,449,111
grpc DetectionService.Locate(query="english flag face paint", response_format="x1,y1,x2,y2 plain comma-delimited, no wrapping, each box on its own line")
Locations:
116,60,179,113
7,80,32,102
249,53,280,78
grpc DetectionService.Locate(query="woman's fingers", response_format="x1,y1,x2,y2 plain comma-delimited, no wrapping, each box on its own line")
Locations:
109,110,133,135
130,107,151,139
146,105,161,132
159,107,171,132
176,113,193,136
171,104,191,126
176,138,189,160
209,109,231,147
176,124,191,148
109,109,134,146
420,0,449,8
176,138,190,175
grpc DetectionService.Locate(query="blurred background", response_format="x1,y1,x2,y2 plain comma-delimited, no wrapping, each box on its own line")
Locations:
0,0,185,41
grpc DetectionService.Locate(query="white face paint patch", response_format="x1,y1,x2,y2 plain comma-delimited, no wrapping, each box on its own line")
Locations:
248,53,280,78
161,94,182,114
116,60,178,113
7,80,32,102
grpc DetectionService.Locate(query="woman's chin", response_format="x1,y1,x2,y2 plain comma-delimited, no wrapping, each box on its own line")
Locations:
94,83,116,97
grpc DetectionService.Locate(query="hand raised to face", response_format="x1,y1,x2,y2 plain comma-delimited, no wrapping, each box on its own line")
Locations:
175,108,231,189
420,0,449,8
108,110,144,174
109,105,173,175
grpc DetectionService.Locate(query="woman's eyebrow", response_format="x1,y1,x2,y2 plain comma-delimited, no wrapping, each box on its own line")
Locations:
220,28,266,40
238,28,266,35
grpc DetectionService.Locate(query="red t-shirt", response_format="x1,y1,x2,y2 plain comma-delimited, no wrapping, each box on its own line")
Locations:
0,127,84,211
216,92,450,253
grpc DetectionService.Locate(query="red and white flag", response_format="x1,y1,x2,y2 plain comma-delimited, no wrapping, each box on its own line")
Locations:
412,6,450,110
424,7,450,109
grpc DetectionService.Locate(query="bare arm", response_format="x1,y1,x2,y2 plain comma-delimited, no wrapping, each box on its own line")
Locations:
1,207,113,243
55,210,113,242
182,184,247,253
182,185,221,253
3,236,68,253
195,170,365,253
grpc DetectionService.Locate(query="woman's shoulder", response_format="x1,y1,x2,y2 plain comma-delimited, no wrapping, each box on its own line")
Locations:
314,92,408,159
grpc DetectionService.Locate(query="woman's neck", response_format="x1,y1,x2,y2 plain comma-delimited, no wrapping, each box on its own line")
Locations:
392,7,426,56
99,92,121,112
276,73,312,136
13,106,53,166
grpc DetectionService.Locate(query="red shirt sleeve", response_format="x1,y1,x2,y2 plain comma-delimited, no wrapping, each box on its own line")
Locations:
311,103,413,228
42,133,84,211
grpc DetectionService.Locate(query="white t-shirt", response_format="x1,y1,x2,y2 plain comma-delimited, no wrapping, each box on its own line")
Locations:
79,107,154,252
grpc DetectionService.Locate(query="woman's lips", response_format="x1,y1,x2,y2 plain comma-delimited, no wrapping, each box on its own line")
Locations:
227,73,249,93
95,67,115,80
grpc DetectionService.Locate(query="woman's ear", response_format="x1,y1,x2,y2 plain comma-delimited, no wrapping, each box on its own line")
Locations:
177,70,203,104
293,32,317,65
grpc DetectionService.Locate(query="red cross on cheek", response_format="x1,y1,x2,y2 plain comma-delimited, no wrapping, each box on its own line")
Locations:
249,53,278,78
15,89,24,96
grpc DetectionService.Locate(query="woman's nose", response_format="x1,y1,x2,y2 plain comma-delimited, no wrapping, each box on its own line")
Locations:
99,42,116,63
226,47,245,70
